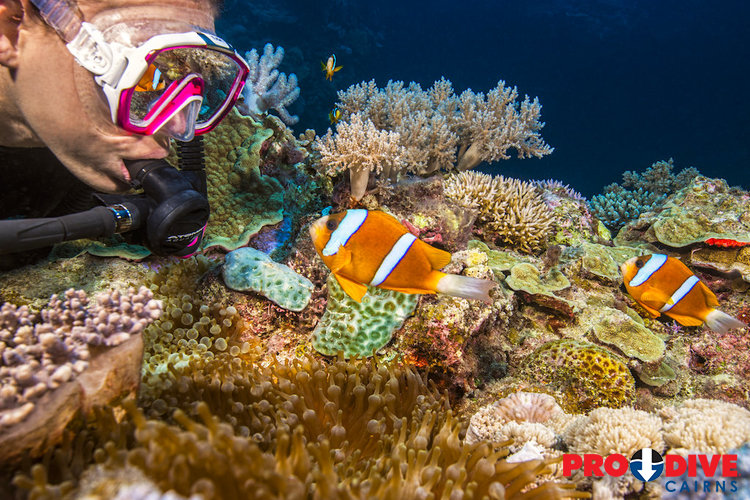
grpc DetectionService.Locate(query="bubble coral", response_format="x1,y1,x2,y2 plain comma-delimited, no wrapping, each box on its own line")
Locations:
518,339,636,413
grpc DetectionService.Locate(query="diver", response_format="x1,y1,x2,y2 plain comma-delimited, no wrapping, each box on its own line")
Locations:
0,0,249,264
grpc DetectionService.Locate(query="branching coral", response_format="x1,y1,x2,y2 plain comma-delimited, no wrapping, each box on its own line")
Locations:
589,159,699,232
444,171,555,253
318,78,552,200
314,112,407,201
237,43,300,125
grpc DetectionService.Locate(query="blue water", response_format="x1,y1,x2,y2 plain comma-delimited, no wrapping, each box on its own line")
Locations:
217,0,749,197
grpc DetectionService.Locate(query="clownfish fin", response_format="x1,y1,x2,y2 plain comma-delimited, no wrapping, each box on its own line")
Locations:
328,245,351,273
334,65,343,72
414,240,452,270
320,61,327,70
704,309,746,334
665,312,705,327
639,289,673,309
697,281,720,308
436,274,495,303
334,273,368,302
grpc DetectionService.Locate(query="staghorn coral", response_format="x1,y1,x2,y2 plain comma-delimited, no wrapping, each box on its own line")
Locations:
444,171,555,253
237,43,300,125
518,339,636,413
589,158,699,232
314,112,407,201
12,355,583,499
0,287,160,427
320,78,551,201
659,399,750,455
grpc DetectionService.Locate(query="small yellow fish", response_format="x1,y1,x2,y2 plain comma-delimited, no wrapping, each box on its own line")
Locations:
310,209,494,303
321,54,342,81
328,107,342,124
620,254,745,333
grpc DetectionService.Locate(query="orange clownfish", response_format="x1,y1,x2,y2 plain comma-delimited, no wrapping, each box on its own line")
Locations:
620,254,745,333
310,209,495,303
321,54,342,81
328,107,342,125
135,63,166,92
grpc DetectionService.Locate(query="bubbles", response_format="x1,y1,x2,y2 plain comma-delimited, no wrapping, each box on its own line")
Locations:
229,345,240,356
186,328,199,340
181,313,194,326
200,337,212,348
210,324,221,336
241,342,252,354
226,306,237,316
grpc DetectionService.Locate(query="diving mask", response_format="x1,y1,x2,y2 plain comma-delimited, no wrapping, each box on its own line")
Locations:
29,0,250,141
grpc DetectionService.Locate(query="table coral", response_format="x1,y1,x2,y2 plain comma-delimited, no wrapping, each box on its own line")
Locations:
518,339,636,412
311,274,417,358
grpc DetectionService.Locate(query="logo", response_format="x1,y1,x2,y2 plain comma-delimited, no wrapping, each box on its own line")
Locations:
630,449,664,482
563,449,739,494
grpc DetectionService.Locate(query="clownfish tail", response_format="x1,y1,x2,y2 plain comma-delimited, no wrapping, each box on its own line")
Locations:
705,309,746,334
436,274,495,303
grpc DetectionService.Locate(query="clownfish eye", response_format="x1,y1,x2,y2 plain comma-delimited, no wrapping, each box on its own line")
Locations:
326,219,338,231
635,258,644,268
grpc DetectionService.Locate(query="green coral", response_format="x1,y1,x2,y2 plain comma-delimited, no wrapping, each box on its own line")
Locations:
222,247,313,311
580,242,645,283
312,274,418,358
590,309,665,363
519,339,635,412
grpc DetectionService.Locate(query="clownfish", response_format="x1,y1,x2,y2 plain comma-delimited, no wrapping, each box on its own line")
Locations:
135,63,166,92
620,254,745,334
321,54,342,81
310,210,495,303
328,106,342,125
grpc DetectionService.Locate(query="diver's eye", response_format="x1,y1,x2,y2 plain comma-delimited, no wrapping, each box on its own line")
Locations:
635,259,644,268
326,219,338,231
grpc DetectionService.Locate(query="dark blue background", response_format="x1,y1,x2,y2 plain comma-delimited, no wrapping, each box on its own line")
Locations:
217,0,749,196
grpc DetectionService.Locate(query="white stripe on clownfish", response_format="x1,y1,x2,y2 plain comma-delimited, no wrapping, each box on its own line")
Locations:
628,253,667,287
370,232,417,286
322,209,368,256
659,275,700,312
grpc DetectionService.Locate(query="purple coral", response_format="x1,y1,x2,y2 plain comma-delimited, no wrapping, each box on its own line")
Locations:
0,287,161,426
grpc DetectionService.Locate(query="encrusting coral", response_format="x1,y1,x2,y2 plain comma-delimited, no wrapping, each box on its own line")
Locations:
444,171,555,253
316,78,552,200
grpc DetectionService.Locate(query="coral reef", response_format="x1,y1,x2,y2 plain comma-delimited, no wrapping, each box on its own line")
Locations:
312,274,418,357
237,43,300,125
659,443,750,499
0,287,160,427
518,339,636,412
444,171,556,253
317,78,552,200
590,159,699,232
222,247,313,311
659,399,750,455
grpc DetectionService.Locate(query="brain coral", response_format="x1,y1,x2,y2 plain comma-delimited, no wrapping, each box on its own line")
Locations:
518,339,636,412
444,171,555,253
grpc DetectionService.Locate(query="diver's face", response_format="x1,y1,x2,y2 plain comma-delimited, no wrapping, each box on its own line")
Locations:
10,0,216,192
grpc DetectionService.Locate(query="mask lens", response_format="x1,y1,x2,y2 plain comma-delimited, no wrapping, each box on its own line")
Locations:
128,47,244,128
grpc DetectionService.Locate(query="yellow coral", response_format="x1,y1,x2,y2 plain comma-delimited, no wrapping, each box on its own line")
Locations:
444,171,555,253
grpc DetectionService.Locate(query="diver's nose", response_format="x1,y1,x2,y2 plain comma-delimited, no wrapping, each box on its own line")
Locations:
158,99,202,142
